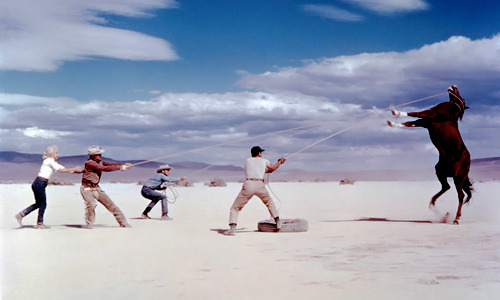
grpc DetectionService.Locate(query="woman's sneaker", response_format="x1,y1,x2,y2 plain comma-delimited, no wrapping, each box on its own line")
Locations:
15,213,23,226
34,223,50,229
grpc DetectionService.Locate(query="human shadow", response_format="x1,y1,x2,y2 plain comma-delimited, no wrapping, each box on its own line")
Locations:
130,217,172,221
14,225,36,229
62,224,115,229
211,228,254,235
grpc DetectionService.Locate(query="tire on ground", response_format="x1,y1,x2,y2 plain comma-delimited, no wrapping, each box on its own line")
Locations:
257,218,308,233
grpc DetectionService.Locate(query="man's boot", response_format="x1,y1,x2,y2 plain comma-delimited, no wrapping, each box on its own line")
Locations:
224,223,237,236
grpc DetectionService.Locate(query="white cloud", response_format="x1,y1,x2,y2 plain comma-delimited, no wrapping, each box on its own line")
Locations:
343,0,429,14
0,0,179,71
0,91,366,166
2,91,359,131
0,93,78,107
238,35,500,106
145,92,359,120
302,4,364,22
17,127,71,139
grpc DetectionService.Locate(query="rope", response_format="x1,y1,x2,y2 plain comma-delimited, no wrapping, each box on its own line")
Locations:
161,184,178,204
285,124,360,160
186,163,215,177
264,91,447,205
131,91,447,167
130,121,337,166
265,173,282,209
265,124,361,208
391,92,447,109
131,90,449,213
263,123,363,208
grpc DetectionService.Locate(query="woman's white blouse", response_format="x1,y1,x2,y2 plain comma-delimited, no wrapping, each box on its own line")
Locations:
37,157,64,179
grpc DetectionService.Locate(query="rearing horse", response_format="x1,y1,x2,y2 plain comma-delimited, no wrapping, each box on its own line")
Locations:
387,85,473,224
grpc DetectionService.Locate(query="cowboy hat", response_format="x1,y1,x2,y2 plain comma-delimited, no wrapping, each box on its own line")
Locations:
157,164,173,172
88,145,105,155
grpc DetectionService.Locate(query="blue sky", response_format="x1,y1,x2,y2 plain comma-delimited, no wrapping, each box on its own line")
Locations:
1,0,500,172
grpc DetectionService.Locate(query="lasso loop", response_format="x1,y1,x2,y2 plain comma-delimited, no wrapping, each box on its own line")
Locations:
162,184,178,204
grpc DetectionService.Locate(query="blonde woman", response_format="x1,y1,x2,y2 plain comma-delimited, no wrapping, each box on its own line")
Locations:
15,146,82,229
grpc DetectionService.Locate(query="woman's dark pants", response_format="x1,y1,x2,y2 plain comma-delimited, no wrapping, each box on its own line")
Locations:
21,178,48,224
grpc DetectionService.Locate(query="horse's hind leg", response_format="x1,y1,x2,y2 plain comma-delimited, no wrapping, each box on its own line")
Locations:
452,177,466,225
430,166,450,208
454,200,463,225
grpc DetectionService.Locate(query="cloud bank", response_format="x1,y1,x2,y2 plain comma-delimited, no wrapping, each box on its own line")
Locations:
1,34,500,171
238,35,500,107
0,0,179,71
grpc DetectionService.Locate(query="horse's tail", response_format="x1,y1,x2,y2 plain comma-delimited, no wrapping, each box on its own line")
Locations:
463,176,474,204
465,176,474,192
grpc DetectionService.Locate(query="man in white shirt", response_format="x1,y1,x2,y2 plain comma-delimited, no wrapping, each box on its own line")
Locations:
224,146,286,236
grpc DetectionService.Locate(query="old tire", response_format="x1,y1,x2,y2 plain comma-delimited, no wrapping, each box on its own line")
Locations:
257,218,308,233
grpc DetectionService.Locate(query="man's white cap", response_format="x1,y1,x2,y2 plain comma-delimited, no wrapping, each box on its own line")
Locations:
88,145,105,155
157,164,173,172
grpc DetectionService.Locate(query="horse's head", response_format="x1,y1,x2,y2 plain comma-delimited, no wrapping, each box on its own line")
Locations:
448,85,469,120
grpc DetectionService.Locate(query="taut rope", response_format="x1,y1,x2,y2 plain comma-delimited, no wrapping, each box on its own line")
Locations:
131,91,447,167
265,91,448,205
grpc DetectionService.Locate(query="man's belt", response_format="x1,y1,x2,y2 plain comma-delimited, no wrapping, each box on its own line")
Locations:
246,178,264,182
81,178,99,188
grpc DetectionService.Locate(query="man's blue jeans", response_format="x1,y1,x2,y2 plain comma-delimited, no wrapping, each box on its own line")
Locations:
141,186,168,215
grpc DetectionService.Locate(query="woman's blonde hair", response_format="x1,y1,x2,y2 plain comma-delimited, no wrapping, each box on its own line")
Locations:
43,145,58,159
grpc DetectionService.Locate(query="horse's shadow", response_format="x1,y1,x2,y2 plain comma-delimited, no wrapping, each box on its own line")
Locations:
323,217,440,224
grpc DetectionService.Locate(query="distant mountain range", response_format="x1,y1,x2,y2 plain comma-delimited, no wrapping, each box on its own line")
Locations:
467,157,500,165
0,151,498,182
0,151,245,182
0,151,243,171
1,151,499,168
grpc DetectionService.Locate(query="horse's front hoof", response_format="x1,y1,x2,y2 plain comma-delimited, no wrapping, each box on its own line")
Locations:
453,219,460,225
